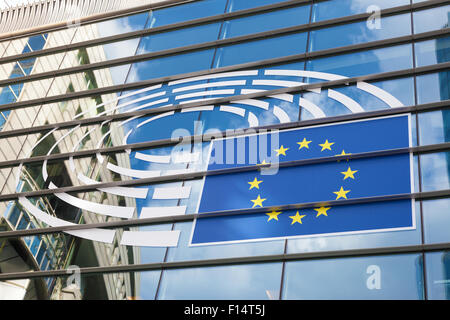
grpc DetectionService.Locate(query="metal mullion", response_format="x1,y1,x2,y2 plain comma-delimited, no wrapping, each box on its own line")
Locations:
0,242,448,281
0,59,449,140
1,142,450,201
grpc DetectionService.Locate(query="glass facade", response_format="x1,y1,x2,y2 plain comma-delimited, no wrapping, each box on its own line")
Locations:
0,0,449,300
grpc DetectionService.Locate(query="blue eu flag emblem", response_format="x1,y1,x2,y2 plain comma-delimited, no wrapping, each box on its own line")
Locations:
190,115,415,246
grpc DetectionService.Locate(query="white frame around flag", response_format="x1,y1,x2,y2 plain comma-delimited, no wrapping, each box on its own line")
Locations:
189,113,416,247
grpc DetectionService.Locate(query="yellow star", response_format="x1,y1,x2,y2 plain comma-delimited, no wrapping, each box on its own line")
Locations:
289,211,306,225
319,139,334,151
337,150,351,156
297,138,312,150
258,159,270,165
251,195,266,208
275,145,289,156
314,206,331,217
248,177,263,190
266,210,282,222
333,187,350,200
341,167,358,180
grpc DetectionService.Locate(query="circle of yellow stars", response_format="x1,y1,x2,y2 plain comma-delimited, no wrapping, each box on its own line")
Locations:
247,136,359,226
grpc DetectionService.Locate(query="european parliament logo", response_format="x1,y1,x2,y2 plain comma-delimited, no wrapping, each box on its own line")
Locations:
16,68,415,248
190,115,415,245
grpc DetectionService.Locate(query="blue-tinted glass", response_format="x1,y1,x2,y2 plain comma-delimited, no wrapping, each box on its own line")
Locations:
418,110,450,145
420,151,450,192
306,44,413,77
148,0,227,27
214,32,307,67
416,71,450,104
138,271,161,300
36,242,46,265
422,199,450,244
7,205,20,227
157,262,282,299
312,0,410,22
415,37,450,67
221,5,310,38
97,12,150,85
126,49,215,83
26,34,46,51
137,23,222,54
228,0,289,12
16,215,29,230
413,6,450,34
283,254,424,299
310,13,411,51
425,251,450,300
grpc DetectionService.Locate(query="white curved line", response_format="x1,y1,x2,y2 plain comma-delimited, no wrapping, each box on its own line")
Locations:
252,79,305,87
106,162,161,179
219,105,246,117
125,98,170,113
74,84,163,120
248,112,259,127
77,174,148,199
140,206,186,218
357,81,404,108
233,99,269,110
135,152,171,164
43,125,80,181
19,197,115,244
136,111,175,129
299,98,326,118
168,70,258,86
180,105,215,113
328,89,365,113
49,182,135,219
241,89,294,103
175,89,235,101
273,106,291,123
120,230,180,247
264,69,348,81
153,186,191,199
172,80,246,93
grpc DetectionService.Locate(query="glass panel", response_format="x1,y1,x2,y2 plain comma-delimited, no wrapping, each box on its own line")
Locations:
221,5,310,38
418,109,450,146
312,0,410,22
413,5,450,34
228,0,289,12
420,151,450,192
156,262,283,299
148,0,228,27
422,199,450,244
306,44,413,77
283,254,424,299
416,71,450,104
425,251,450,300
415,37,450,67
310,13,411,52
214,32,308,67
136,23,222,54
